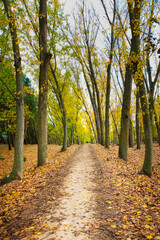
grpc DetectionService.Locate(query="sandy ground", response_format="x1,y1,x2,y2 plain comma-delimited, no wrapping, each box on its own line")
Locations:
38,144,97,240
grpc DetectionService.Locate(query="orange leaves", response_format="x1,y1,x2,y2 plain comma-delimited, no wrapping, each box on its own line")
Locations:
95,143,160,240
0,144,79,239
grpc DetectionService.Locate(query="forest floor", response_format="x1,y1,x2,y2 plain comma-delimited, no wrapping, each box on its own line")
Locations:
0,143,160,240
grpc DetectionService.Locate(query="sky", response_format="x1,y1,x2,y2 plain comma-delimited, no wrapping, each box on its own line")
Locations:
60,0,106,21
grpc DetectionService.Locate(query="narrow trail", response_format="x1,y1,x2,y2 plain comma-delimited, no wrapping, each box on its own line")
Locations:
39,144,100,240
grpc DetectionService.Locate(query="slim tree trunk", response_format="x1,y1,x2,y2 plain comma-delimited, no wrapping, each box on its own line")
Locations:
119,63,133,161
136,92,141,149
129,119,134,147
38,0,51,166
50,64,67,151
2,0,24,182
81,65,101,143
102,0,116,149
61,110,67,151
7,131,12,151
71,127,74,145
138,82,153,176
110,108,120,142
105,64,111,148
154,110,160,145
81,8,103,144
11,134,14,147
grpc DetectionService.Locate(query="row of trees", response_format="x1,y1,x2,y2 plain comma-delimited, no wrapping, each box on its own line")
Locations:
0,0,159,181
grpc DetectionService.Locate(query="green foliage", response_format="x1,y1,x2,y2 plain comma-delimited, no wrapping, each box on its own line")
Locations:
0,59,16,134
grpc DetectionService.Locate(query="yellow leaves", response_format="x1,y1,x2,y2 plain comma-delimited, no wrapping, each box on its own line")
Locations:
147,233,154,239
122,225,128,229
29,226,35,230
106,200,112,204
34,235,39,239
106,218,113,222
64,224,71,229
115,182,122,187
111,224,116,228
54,0,60,9
17,90,23,95
142,204,148,208
145,224,152,230
39,14,46,19
95,143,160,239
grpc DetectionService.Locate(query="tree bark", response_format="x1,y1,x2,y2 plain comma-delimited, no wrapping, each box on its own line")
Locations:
129,119,134,147
2,0,24,181
81,64,101,143
50,63,67,151
138,81,153,176
7,131,12,151
136,92,141,149
101,0,116,148
128,0,153,177
119,63,133,160
38,0,51,166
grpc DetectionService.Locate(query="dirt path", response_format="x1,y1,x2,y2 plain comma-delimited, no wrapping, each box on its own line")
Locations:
38,144,107,240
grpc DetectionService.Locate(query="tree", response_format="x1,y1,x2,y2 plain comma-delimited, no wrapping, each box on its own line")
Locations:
66,1,104,144
2,0,24,182
100,0,116,148
128,0,153,176
37,0,52,166
136,91,141,149
142,0,160,145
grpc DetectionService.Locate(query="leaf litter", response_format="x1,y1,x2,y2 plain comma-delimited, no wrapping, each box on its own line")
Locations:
0,143,159,240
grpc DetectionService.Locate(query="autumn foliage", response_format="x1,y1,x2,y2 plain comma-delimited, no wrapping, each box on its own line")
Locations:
0,143,160,239
95,143,160,239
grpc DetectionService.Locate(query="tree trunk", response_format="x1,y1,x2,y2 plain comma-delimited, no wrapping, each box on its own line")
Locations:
61,110,67,151
38,0,51,166
110,108,120,143
138,82,153,177
7,131,12,151
82,67,101,143
103,0,116,149
2,0,24,182
119,63,133,161
105,67,111,148
50,64,67,151
136,92,141,149
71,126,75,145
11,134,14,147
88,54,104,145
128,0,153,177
154,111,160,145
129,119,134,147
